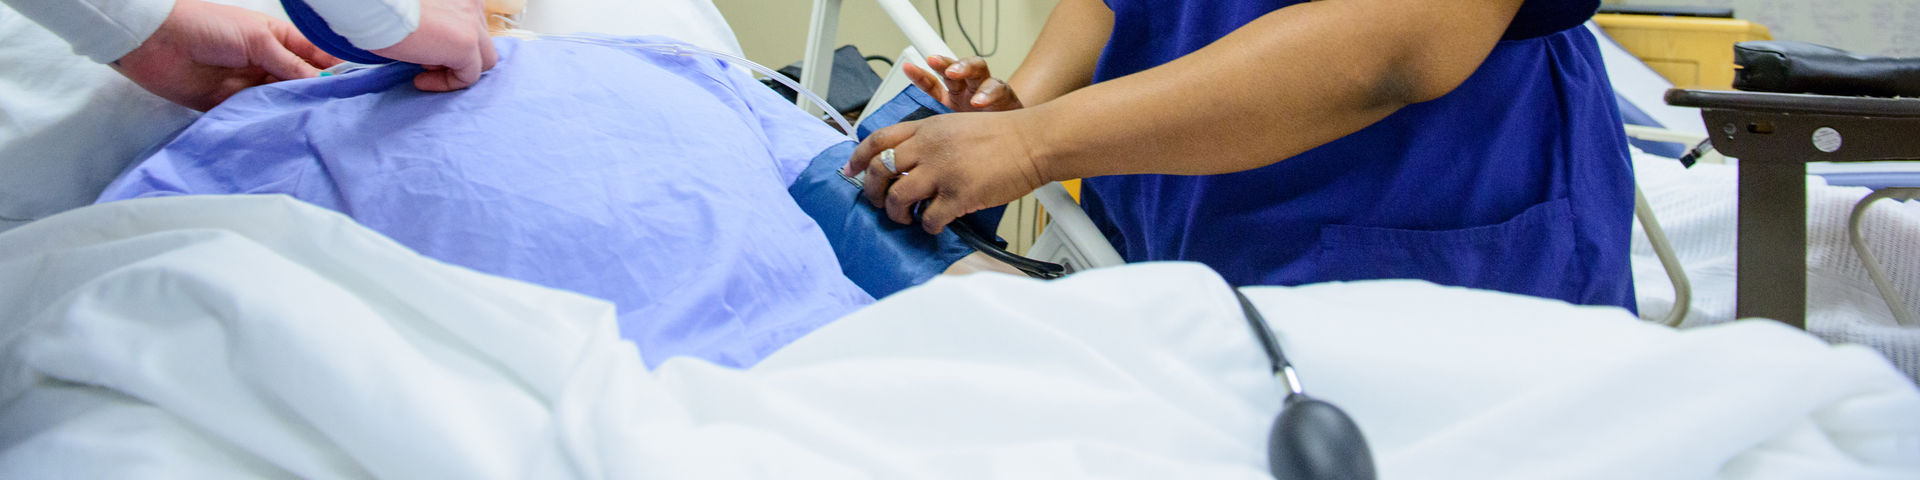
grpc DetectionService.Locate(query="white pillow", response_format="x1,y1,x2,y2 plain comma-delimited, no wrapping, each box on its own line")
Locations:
518,0,743,57
0,0,742,233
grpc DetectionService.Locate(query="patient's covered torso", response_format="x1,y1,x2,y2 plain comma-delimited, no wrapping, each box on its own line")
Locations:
97,37,872,368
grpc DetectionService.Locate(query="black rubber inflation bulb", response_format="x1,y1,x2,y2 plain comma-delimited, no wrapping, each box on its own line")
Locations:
1268,393,1377,480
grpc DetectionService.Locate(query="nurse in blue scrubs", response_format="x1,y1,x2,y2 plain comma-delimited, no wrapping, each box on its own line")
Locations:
846,0,1636,310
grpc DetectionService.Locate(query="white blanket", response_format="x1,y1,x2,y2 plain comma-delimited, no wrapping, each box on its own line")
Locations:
3,196,1917,479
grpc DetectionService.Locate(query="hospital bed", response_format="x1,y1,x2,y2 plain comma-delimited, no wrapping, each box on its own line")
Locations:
2,0,1919,477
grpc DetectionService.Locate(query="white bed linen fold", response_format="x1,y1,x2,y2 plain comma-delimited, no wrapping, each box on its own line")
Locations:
2,195,1916,479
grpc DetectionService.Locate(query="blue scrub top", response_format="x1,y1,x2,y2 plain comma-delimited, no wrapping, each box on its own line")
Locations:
1082,0,1637,311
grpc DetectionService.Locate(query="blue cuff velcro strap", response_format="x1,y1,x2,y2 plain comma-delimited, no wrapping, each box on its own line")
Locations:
280,0,396,65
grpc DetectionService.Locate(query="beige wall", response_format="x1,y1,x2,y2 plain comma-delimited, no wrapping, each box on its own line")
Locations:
711,0,1060,76
719,1,1915,82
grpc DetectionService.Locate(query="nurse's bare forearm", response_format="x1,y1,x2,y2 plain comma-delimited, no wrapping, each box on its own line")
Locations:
1019,0,1524,180
1005,0,1112,106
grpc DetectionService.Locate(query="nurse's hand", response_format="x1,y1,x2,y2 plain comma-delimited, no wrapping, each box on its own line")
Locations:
372,0,498,91
111,0,340,111
905,55,1023,112
844,112,1050,234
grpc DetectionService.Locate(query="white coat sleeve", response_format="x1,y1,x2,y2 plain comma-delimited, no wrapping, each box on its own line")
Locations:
0,0,172,63
0,0,418,65
302,0,419,51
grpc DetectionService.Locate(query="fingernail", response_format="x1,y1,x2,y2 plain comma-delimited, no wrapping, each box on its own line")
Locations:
947,65,964,75
972,93,988,105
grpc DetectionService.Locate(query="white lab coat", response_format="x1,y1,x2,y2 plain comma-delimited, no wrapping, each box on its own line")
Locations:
0,0,418,63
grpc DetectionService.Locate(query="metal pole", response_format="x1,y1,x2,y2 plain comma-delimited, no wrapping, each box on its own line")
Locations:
873,0,956,59
800,0,843,117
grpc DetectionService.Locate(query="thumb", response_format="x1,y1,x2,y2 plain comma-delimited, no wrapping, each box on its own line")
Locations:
255,38,323,81
259,20,326,80
278,22,342,69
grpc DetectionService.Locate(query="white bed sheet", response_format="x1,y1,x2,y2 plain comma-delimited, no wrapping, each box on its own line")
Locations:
3,195,1916,479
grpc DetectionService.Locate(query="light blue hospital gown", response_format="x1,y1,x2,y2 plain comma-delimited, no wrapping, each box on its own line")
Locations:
97,37,874,368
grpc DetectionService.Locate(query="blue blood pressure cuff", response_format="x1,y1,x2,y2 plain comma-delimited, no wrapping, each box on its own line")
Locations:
789,86,1008,298
280,0,396,64
855,85,946,138
791,141,975,298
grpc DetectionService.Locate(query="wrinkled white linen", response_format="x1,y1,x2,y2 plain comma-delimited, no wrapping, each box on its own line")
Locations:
3,195,1916,479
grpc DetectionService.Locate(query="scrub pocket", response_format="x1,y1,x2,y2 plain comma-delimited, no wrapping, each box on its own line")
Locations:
1312,198,1578,302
